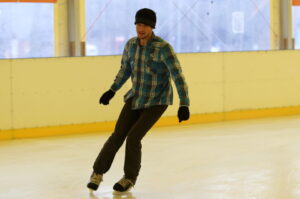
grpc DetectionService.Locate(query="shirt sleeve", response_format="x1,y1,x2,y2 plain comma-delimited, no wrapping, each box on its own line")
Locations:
161,43,190,106
110,42,132,92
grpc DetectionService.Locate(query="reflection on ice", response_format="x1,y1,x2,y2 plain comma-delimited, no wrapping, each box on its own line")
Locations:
2,115,300,199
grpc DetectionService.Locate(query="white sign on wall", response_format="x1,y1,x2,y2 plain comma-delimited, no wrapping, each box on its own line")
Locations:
232,11,245,34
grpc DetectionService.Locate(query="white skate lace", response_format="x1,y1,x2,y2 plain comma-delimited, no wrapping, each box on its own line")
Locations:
90,173,103,185
118,178,134,188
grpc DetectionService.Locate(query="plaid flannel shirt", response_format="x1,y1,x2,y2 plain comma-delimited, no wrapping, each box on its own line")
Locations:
110,34,190,110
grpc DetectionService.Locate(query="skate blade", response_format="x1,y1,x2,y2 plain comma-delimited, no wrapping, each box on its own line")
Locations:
89,189,95,195
112,188,132,196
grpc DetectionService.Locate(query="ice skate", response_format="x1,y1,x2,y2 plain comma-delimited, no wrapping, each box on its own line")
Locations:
113,177,134,192
87,172,103,191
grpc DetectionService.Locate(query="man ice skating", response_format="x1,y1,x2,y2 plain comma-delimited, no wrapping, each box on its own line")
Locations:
87,8,190,192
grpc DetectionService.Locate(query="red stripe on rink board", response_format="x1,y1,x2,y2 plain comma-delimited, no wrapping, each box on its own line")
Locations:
293,0,300,6
0,0,57,2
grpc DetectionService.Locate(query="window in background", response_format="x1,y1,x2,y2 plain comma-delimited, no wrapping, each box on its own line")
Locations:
0,3,54,59
85,0,270,56
293,6,300,49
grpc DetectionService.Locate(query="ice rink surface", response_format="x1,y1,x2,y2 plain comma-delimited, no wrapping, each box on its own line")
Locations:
2,115,300,199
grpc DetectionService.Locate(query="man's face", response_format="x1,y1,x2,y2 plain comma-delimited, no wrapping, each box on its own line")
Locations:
136,23,153,40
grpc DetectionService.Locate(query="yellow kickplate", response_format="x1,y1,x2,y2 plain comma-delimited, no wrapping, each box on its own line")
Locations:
1,106,300,141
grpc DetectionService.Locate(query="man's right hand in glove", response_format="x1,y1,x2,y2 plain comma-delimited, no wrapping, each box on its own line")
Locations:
99,89,115,105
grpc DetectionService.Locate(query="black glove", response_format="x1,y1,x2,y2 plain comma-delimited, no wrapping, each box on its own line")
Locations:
178,106,190,123
99,89,115,105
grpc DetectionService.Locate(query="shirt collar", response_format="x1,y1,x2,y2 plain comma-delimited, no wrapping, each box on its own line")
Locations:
136,32,156,47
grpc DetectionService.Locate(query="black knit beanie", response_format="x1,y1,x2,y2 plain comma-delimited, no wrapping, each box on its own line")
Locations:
135,8,156,28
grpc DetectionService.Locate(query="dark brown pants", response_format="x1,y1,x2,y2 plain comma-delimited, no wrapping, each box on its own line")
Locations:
93,98,168,183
